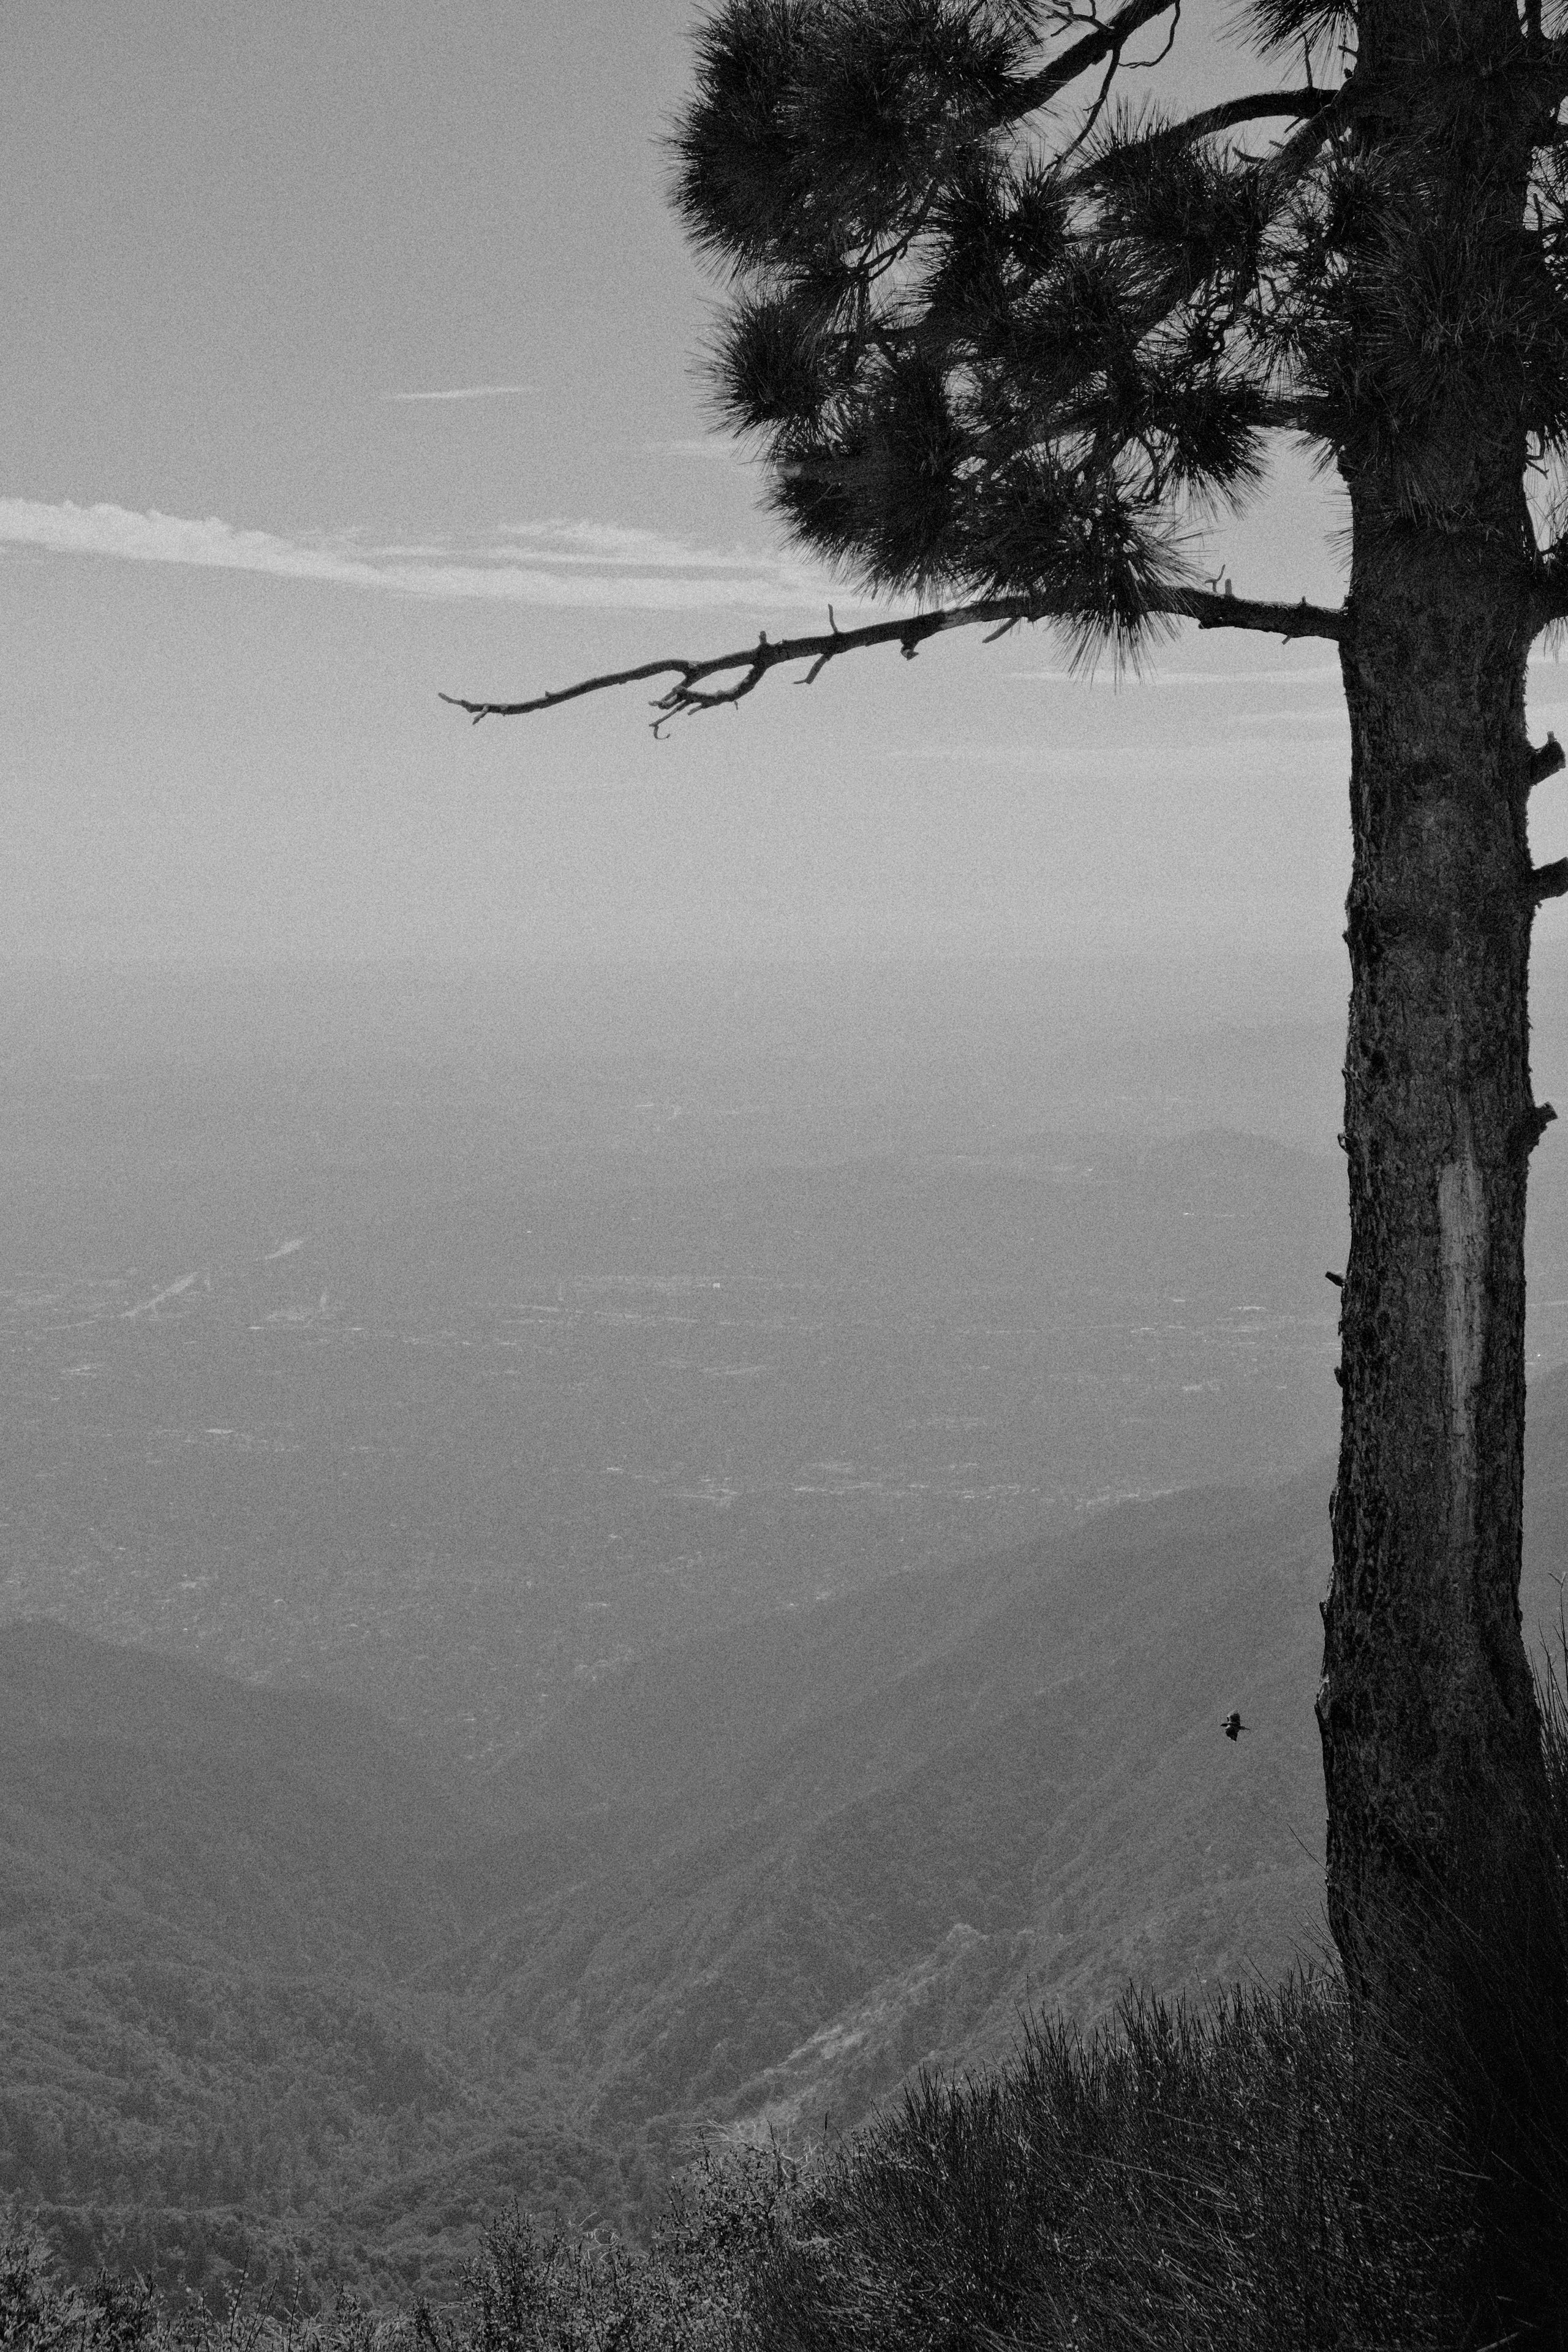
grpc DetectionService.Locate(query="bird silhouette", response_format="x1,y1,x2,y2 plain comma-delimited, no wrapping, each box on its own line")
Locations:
1222,1711,1246,1741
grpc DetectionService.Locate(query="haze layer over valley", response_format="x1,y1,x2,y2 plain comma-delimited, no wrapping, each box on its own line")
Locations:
0,950,1378,1765
9,946,1568,2306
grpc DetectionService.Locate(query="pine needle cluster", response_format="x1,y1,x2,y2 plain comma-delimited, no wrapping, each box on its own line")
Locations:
670,0,1568,659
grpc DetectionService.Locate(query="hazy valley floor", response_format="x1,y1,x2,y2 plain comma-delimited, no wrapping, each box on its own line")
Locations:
6,957,1568,2309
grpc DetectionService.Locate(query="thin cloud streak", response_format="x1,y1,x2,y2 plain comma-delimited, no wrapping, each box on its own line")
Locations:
385,383,537,402
0,497,852,613
490,519,801,573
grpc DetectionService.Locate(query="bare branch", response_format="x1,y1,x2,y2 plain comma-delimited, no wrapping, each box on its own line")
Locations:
1184,589,1346,639
1055,43,1124,168
1054,85,1339,209
1007,0,1180,120
1257,394,1335,432
1257,72,1357,198
440,587,1346,728
1116,86,1336,158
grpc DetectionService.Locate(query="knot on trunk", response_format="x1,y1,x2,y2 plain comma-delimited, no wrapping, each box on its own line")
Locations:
1527,734,1564,789
1508,1101,1558,1157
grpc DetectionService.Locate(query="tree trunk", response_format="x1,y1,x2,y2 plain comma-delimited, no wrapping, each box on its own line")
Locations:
1320,507,1554,1979
1314,0,1562,1996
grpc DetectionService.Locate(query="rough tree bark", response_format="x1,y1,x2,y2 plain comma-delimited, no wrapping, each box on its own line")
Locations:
1319,0,1561,1977
1322,506,1555,1972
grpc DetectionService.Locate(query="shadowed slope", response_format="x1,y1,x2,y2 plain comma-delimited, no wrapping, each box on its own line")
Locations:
6,1365,1566,2295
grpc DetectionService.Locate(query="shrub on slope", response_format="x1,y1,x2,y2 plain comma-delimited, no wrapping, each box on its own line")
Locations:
753,1973,1469,2352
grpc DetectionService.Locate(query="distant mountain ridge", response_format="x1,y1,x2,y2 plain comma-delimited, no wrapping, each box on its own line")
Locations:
6,1364,1567,2305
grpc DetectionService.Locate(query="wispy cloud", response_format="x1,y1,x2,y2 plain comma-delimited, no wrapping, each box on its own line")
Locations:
489,519,796,573
0,497,858,613
385,383,536,403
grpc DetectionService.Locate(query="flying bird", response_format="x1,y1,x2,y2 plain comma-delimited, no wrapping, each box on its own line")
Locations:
1222,1711,1246,1741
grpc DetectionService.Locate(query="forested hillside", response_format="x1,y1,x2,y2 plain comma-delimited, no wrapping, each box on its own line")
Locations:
7,1365,1567,2307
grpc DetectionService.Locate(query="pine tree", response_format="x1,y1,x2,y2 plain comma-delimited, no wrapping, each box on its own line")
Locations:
450,0,1568,1991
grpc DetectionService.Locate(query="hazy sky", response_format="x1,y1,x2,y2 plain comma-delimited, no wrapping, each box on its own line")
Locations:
6,0,1568,970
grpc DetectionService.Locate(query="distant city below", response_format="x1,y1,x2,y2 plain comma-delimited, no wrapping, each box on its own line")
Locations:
4,951,1568,1769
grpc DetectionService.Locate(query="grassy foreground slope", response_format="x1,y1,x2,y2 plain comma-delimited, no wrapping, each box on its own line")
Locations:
7,1954,1564,2352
